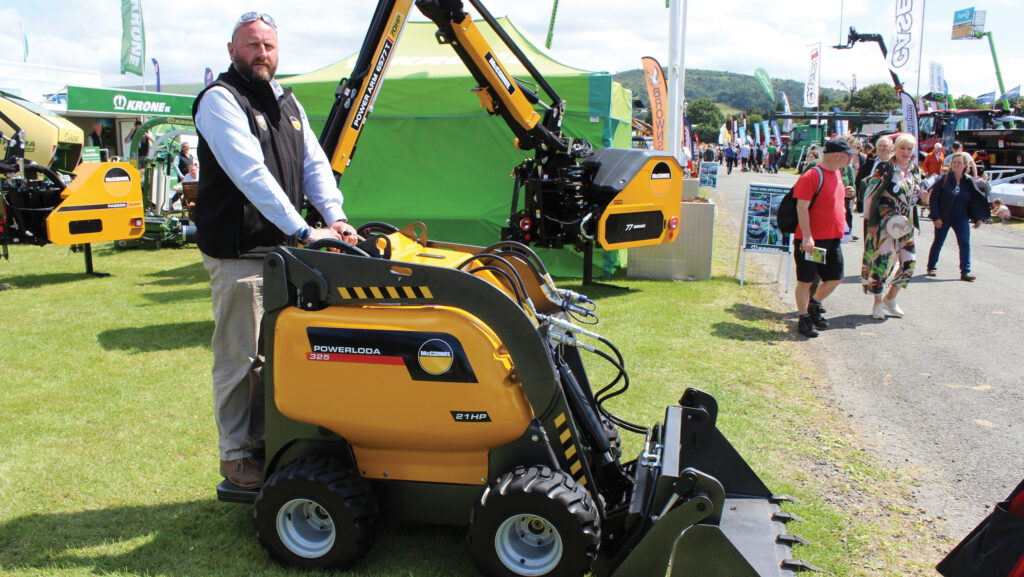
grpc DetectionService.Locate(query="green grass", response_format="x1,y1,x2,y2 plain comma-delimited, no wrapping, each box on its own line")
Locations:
0,227,946,576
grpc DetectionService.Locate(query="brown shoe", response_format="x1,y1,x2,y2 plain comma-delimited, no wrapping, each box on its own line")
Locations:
961,273,976,282
220,457,263,489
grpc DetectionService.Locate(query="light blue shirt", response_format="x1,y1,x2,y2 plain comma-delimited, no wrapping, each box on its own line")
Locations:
194,78,346,237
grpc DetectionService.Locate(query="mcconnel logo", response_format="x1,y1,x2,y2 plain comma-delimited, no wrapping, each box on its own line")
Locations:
112,94,171,114
417,339,454,376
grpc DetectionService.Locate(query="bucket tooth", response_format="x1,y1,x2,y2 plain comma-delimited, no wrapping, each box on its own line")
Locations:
772,511,804,524
777,533,811,546
770,494,798,504
782,558,823,572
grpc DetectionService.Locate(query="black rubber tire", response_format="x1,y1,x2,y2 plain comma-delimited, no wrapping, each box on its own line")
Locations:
254,456,377,570
467,466,600,577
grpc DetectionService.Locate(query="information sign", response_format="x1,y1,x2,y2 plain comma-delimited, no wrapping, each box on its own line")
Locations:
742,182,791,254
698,161,718,190
736,181,793,288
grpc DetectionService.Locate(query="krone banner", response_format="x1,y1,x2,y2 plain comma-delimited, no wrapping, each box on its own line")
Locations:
120,0,145,76
888,0,924,83
641,57,668,152
804,43,821,108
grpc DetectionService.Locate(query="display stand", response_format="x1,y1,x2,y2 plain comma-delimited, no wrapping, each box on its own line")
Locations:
698,161,720,202
735,181,793,288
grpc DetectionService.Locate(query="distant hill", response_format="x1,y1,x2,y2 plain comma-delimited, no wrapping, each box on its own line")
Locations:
614,68,846,115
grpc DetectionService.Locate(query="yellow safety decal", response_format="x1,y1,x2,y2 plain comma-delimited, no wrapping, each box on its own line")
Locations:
335,286,435,300
554,411,589,486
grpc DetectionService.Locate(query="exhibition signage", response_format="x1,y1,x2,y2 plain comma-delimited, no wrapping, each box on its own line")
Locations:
888,0,924,84
754,68,775,102
66,86,193,118
952,7,985,40
900,91,920,159
736,181,792,287
120,0,145,76
804,43,820,108
641,57,668,152
698,161,718,191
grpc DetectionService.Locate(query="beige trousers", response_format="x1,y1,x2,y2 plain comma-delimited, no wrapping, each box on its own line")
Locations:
201,254,264,461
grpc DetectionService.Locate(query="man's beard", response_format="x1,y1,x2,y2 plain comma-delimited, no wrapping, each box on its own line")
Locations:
235,58,276,82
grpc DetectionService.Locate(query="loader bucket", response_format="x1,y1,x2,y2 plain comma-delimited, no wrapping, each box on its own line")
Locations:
604,388,819,577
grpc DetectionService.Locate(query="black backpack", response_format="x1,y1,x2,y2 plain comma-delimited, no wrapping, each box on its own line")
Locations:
777,166,824,235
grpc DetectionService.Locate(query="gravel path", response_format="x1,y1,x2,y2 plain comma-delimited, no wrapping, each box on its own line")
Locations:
712,166,1024,540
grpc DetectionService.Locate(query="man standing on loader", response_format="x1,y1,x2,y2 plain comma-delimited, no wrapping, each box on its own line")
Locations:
192,11,359,489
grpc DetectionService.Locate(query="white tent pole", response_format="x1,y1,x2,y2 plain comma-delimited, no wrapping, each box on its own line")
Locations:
667,0,687,162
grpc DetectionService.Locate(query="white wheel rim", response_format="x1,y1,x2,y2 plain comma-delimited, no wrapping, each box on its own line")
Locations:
276,498,336,558
494,514,563,576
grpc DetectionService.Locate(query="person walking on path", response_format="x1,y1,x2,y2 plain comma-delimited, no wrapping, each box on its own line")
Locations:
861,133,925,319
792,138,857,338
725,144,737,174
926,152,990,281
192,11,359,489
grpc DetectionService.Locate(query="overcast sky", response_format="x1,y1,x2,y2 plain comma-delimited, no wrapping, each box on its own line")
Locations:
2,0,1021,100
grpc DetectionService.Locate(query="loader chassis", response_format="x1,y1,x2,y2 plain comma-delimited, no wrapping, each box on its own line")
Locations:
217,224,815,576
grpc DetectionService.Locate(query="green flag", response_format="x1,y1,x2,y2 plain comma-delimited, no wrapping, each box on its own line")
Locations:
120,0,145,76
754,68,775,102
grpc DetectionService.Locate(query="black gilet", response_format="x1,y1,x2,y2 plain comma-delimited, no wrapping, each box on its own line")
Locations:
192,65,305,258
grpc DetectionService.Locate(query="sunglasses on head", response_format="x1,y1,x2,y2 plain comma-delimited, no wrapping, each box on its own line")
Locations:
234,12,276,34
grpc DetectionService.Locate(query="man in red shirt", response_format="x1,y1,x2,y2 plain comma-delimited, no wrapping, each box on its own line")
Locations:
920,142,944,178
793,138,857,337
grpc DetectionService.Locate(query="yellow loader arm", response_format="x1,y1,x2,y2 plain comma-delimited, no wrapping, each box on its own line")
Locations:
318,0,683,276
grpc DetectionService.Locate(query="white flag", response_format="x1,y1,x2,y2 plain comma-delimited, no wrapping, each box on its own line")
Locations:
804,43,821,108
780,91,793,132
929,62,946,95
889,0,925,84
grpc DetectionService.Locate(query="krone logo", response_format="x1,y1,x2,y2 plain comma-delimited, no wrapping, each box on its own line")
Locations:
417,339,454,375
289,116,301,131
113,94,128,110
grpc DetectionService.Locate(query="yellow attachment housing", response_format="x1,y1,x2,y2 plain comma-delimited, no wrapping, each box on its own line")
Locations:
272,304,532,485
46,162,144,246
597,154,683,250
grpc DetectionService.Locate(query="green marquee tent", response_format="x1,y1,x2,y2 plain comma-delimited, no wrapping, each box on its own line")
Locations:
282,18,633,276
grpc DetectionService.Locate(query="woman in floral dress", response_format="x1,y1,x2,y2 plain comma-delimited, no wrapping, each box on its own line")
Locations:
861,133,925,319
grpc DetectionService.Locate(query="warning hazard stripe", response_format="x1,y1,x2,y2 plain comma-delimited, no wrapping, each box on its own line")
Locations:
307,352,405,365
554,412,589,487
337,286,434,300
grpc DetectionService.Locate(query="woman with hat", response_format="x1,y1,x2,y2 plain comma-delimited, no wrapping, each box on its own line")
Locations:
861,133,925,319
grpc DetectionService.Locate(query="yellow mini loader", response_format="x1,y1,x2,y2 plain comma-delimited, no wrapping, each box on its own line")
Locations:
217,223,818,576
